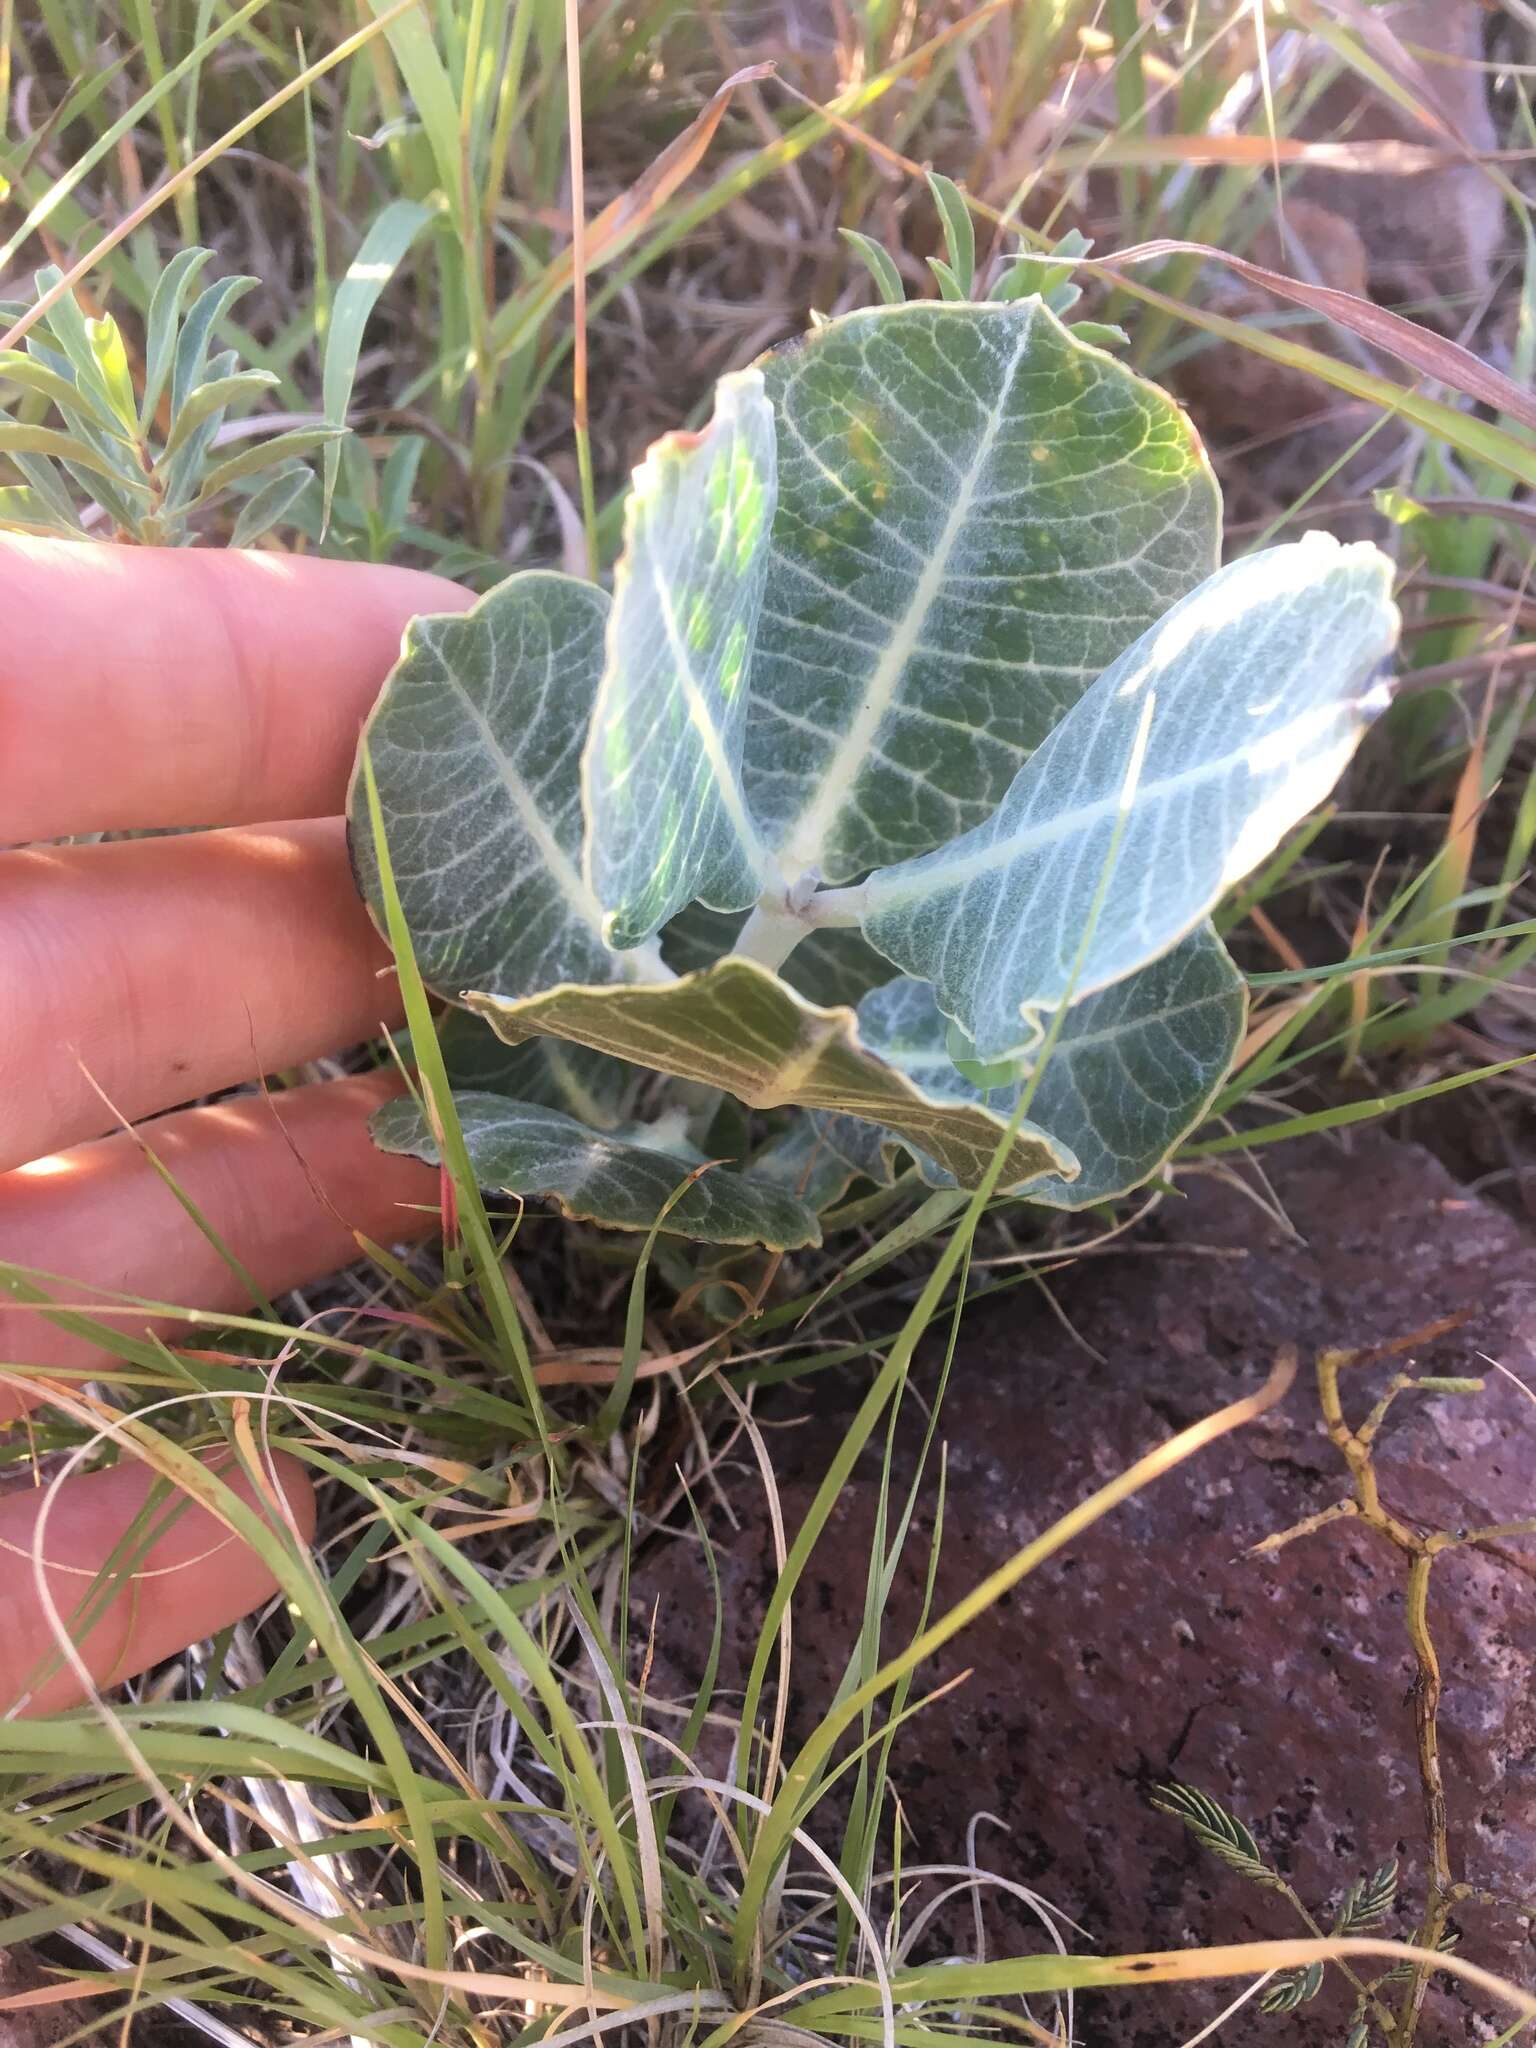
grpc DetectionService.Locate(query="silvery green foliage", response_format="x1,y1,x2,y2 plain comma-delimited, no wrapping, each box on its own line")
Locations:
371,1094,822,1249
416,1009,639,1129
0,253,334,546
835,927,1247,1209
350,573,637,999
469,956,1073,1195
351,297,1400,1247
584,370,777,944
861,536,1397,1061
743,300,1221,880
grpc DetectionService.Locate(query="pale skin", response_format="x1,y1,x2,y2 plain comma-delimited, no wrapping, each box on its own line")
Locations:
0,536,473,1714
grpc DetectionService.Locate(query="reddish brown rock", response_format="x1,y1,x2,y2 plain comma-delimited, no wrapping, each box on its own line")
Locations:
0,1942,105,2048
637,1133,1536,2042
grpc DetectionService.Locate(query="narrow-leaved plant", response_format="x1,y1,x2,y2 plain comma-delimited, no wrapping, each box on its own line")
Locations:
0,254,338,546
350,269,1400,1252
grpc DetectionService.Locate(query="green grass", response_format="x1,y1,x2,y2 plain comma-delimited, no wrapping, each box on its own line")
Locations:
3,2,1536,2043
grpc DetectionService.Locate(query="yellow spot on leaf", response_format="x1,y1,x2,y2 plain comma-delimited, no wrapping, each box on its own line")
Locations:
720,620,748,698
687,592,714,651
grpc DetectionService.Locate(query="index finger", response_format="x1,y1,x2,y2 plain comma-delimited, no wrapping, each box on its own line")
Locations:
0,537,473,841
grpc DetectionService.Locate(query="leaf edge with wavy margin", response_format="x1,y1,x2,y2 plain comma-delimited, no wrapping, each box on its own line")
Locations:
463,957,1077,1195
347,569,640,1008
840,925,1247,1208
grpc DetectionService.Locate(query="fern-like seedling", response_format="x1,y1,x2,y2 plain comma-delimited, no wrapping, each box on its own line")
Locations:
1260,1860,1402,2014
1149,1783,1281,1890
1378,1924,1459,1984
1335,1859,1398,1935
1260,1960,1324,2013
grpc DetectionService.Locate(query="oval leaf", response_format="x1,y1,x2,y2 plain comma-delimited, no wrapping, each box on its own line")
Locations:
349,572,635,1002
370,1092,821,1250
465,958,1074,1193
743,299,1220,882
861,534,1398,1061
840,926,1246,1206
1016,926,1247,1206
584,368,776,946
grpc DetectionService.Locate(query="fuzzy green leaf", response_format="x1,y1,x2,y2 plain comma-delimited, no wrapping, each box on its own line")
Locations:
926,171,976,297
349,572,637,1003
189,425,345,508
861,534,1399,1061
370,1092,822,1249
227,464,311,548
466,958,1074,1194
0,349,125,435
139,248,213,430
838,925,1245,1204
170,274,257,420
4,451,82,530
927,257,966,301
659,903,893,1008
0,419,130,486
584,368,775,947
0,484,77,535
839,229,905,306
86,314,136,428
990,229,1092,307
1009,926,1246,1205
782,926,900,1009
162,369,279,457
743,300,1220,882
29,266,119,418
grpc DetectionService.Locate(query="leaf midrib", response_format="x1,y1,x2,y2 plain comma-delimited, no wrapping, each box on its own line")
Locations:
434,634,608,942
646,548,766,872
779,302,1037,878
867,694,1358,912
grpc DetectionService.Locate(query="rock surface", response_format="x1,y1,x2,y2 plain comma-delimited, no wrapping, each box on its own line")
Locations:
0,1942,104,2048
637,1133,1536,2043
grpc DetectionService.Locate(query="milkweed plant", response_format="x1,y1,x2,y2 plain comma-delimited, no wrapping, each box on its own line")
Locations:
350,247,1399,1253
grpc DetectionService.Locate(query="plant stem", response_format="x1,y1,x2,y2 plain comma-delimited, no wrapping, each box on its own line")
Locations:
674,1080,726,1150
804,883,869,929
1264,1341,1536,2047
732,904,809,971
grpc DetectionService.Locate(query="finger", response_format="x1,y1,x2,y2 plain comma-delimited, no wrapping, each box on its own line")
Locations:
0,1072,439,1408
0,821,402,1168
1,536,471,841
0,1452,316,1717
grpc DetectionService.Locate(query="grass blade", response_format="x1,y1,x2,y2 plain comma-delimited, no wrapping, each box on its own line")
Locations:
321,197,436,523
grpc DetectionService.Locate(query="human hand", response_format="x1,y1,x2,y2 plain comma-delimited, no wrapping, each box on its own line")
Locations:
0,537,469,1714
